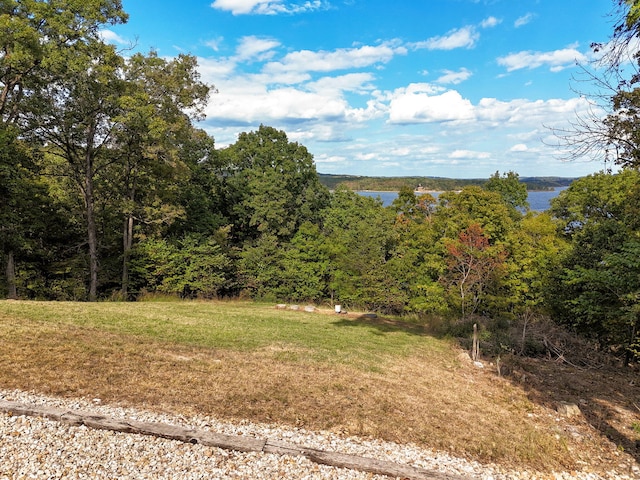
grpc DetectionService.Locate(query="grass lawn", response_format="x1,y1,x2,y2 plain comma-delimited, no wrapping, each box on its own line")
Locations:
0,300,638,474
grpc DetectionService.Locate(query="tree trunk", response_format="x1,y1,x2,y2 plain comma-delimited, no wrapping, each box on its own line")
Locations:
85,152,98,302
5,250,17,299
121,214,134,299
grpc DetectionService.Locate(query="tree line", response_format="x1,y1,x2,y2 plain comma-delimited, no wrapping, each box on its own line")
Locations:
1,1,639,363
317,174,573,192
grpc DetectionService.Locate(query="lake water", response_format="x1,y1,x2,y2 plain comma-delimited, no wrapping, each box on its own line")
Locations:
357,187,568,212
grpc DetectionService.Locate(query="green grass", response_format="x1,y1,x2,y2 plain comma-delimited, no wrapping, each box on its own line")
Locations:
0,300,439,367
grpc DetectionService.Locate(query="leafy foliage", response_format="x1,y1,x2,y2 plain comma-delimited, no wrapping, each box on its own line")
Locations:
221,125,329,244
132,233,231,299
484,170,529,212
320,186,406,313
549,170,640,362
442,223,507,318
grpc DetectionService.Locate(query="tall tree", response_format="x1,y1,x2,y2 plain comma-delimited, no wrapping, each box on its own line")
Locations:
27,41,126,300
431,186,516,318
442,223,507,319
549,169,640,363
321,186,405,313
113,52,210,298
387,190,444,314
169,129,226,238
0,126,42,298
0,0,127,298
222,125,330,245
434,186,515,243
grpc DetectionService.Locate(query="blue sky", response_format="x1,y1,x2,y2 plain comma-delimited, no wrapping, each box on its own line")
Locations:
104,0,618,178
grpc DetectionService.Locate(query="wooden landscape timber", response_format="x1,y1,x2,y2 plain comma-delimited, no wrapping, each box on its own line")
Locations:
0,399,467,480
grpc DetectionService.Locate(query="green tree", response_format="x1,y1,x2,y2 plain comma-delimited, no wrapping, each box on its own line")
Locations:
132,233,231,299
0,127,86,300
0,0,127,297
322,186,405,313
434,186,515,243
0,0,127,126
503,212,569,353
484,170,529,212
279,222,330,302
549,169,640,362
222,125,330,244
505,213,568,313
169,129,227,238
0,126,43,298
431,186,517,319
27,41,126,300
237,233,286,300
387,191,444,314
113,52,210,298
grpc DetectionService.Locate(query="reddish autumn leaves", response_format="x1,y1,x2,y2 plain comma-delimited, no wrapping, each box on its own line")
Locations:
443,223,507,318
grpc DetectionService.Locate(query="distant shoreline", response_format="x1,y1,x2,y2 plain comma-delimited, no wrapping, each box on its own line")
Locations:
318,174,574,192
357,187,568,211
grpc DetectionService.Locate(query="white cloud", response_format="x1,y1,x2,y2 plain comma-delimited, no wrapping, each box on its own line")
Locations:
390,147,411,156
211,0,327,15
384,87,594,130
476,97,593,125
315,153,349,165
253,70,312,85
481,16,501,28
211,0,270,15
497,46,588,72
514,13,535,28
285,0,327,14
205,37,224,51
449,150,491,159
202,69,385,136
436,68,472,85
388,84,476,124
306,73,376,95
99,29,127,44
191,26,604,178
206,86,349,124
412,26,479,51
264,42,406,74
236,36,280,61
196,57,239,79
356,152,377,161
510,143,529,152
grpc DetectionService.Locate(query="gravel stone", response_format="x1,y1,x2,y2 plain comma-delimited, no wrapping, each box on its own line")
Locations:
0,389,636,479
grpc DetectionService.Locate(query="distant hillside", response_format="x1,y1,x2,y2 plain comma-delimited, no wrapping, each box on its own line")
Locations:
519,177,575,190
318,174,576,192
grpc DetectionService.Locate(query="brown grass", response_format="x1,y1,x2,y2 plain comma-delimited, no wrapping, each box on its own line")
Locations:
0,301,638,476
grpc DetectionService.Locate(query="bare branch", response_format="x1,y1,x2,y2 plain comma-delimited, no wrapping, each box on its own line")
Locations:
547,2,640,171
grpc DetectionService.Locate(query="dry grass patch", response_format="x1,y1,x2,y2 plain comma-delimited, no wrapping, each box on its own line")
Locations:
0,300,637,475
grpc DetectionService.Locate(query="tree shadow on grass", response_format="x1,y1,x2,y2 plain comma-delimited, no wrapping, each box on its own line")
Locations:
503,356,640,467
331,313,429,336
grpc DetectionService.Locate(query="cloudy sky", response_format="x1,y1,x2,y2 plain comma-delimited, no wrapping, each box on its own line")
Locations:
106,0,619,178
